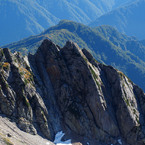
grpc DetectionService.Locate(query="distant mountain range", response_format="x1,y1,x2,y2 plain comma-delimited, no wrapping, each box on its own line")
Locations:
0,0,136,45
3,20,145,91
90,0,145,39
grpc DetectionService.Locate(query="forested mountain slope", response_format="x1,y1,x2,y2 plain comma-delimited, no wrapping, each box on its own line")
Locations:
90,0,145,39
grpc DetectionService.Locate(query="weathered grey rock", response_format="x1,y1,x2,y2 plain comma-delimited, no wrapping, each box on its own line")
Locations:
18,117,37,135
0,39,145,145
0,73,16,116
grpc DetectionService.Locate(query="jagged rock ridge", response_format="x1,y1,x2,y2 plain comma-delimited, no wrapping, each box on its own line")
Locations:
0,39,145,145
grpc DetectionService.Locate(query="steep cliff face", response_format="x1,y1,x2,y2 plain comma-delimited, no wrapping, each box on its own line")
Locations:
0,40,145,145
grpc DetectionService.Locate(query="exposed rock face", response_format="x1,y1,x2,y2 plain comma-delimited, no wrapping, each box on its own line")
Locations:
0,40,145,145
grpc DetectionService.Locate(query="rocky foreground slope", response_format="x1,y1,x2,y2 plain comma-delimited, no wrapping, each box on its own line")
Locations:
0,39,145,145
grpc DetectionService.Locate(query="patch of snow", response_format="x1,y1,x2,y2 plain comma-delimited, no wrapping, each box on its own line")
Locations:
54,131,72,145
118,139,122,145
46,142,50,145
